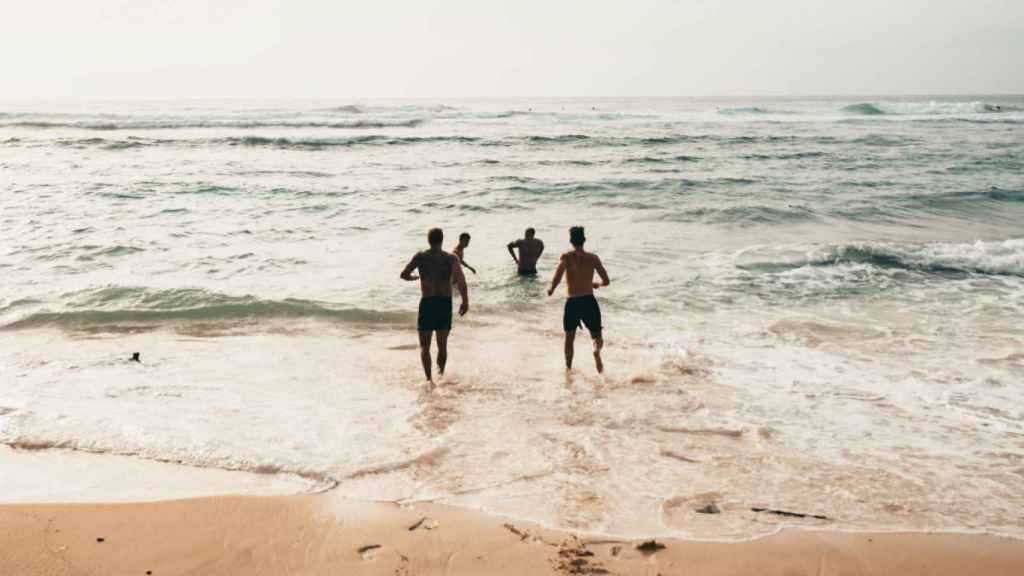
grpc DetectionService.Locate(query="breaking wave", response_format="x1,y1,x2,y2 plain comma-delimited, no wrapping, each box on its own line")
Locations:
740,239,1024,277
841,101,1015,116
1,287,411,331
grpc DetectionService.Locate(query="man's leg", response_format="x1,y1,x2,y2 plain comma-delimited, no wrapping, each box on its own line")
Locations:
592,335,604,373
418,330,433,383
564,330,576,370
436,330,449,376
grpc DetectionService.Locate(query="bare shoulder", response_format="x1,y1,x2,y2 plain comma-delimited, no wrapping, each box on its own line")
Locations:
589,252,602,263
560,250,573,260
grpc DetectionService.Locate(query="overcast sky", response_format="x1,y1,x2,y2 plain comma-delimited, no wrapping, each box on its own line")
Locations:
3,0,1021,98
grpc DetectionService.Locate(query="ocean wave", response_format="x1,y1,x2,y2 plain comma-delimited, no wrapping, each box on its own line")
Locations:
740,239,1024,278
623,154,700,164
225,134,480,149
658,204,815,225
741,151,827,160
11,131,867,151
1,287,411,331
321,104,365,113
1,118,426,130
841,101,1015,116
717,106,770,115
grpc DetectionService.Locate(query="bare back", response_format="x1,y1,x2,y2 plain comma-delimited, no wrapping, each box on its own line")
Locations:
562,250,605,297
414,249,459,297
514,238,544,272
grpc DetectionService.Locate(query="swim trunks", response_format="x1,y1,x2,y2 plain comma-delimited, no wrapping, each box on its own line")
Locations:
563,294,602,337
418,296,453,332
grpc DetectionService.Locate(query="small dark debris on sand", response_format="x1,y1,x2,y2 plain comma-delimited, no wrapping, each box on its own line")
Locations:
503,522,530,541
408,517,426,531
556,538,608,575
696,503,721,514
610,545,622,557
96,537,105,543
357,544,382,554
636,540,666,554
751,507,829,520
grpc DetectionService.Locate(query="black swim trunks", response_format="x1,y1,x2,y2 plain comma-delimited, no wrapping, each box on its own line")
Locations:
418,296,453,332
518,268,538,277
563,294,602,337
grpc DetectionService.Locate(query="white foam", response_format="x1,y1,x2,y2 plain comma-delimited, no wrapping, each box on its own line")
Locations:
0,445,313,503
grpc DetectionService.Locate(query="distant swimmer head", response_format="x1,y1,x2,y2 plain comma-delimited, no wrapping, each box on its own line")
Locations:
130,352,140,362
428,227,444,248
458,232,471,246
569,226,586,247
525,227,536,239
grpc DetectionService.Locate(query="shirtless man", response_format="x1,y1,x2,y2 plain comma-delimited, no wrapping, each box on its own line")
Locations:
400,228,469,386
547,226,610,373
507,227,545,275
452,232,476,274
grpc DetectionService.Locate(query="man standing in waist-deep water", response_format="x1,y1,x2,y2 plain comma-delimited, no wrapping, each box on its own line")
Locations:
547,226,610,373
401,228,469,387
507,227,545,275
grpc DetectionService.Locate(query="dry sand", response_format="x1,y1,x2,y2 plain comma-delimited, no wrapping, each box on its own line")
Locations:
1,494,1022,575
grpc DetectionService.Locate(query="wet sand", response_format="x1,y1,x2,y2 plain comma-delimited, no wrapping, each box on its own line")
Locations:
2,494,1022,575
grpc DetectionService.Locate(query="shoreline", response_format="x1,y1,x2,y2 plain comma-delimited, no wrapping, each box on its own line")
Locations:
4,444,1023,545
2,493,1023,575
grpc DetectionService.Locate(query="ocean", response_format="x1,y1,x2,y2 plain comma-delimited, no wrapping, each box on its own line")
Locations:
1,96,1022,540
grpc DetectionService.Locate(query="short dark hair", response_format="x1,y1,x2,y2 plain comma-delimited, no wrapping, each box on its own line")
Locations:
525,227,535,237
459,232,470,241
428,228,443,246
569,226,585,247
569,225,585,245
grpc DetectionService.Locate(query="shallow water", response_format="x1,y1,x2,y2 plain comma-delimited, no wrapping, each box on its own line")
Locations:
1,97,1023,539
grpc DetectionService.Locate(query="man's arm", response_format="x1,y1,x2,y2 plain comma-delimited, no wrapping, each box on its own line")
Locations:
593,255,610,289
506,241,520,265
400,253,419,281
457,254,476,274
451,255,470,315
536,240,544,259
547,255,567,296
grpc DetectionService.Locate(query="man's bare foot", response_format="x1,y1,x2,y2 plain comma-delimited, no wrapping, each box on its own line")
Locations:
594,350,604,373
564,368,574,384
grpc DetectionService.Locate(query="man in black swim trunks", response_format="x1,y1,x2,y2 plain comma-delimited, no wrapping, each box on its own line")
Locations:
401,228,469,387
547,226,610,373
507,227,544,275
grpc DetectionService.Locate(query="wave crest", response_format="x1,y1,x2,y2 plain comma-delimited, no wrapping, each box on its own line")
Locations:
841,101,1015,116
741,239,1024,277
1,287,411,331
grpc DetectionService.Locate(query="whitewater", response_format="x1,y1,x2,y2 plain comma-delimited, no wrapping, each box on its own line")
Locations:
1,96,1023,540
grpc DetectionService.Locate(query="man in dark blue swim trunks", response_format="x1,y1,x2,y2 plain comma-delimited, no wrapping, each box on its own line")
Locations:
547,226,611,373
401,228,469,387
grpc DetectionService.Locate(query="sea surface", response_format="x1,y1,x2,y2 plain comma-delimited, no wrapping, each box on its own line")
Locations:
1,97,1023,539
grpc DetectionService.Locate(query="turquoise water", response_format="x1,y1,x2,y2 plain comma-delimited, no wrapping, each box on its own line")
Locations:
1,97,1023,538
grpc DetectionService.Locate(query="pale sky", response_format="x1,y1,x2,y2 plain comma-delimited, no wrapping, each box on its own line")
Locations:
3,0,1021,98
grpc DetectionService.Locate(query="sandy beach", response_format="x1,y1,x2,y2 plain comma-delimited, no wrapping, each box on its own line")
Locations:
1,492,1022,576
